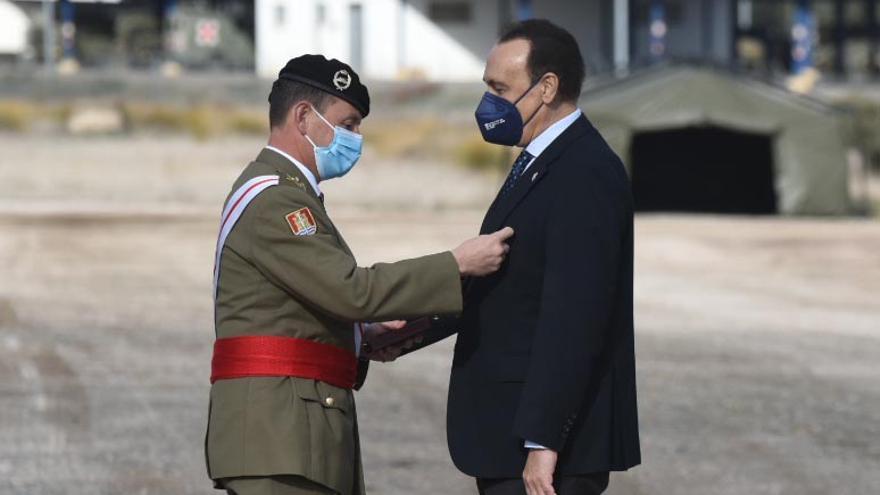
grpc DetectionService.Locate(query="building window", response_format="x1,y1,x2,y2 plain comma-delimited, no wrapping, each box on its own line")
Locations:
736,0,880,76
275,4,285,27
428,1,472,24
632,0,684,25
316,3,326,25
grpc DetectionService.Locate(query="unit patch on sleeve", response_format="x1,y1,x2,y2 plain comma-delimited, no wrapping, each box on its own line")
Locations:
285,207,317,236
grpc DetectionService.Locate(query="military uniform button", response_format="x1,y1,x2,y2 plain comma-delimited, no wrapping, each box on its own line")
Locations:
325,397,335,407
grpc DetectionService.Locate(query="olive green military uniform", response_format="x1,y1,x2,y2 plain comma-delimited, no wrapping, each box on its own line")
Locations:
206,148,463,494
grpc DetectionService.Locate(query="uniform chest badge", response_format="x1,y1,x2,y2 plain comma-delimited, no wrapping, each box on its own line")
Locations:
285,207,317,236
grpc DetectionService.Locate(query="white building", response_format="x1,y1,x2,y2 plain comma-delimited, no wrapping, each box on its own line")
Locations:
255,0,639,81
0,0,30,58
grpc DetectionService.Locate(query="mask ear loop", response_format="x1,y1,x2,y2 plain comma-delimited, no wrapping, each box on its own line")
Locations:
513,76,544,105
304,104,335,149
516,75,547,128
310,105,335,129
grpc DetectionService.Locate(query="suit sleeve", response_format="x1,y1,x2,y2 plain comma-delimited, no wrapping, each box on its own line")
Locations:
247,188,463,322
512,162,627,452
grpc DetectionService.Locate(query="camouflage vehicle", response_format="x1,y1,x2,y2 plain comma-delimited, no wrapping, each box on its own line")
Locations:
164,4,253,70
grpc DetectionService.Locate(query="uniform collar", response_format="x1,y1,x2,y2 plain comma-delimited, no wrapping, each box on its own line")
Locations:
525,108,583,159
264,145,321,196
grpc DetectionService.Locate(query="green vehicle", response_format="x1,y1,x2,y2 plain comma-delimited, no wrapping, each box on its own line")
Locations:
164,4,253,70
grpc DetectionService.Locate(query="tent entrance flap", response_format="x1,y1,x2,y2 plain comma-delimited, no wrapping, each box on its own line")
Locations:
630,126,778,214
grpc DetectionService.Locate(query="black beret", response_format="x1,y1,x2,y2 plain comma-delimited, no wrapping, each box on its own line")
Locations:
276,54,370,118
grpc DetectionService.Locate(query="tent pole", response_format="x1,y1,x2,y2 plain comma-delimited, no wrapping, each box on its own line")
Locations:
614,0,630,72
867,0,879,77
833,0,845,76
863,145,874,215
42,0,55,74
516,0,533,20
60,0,75,62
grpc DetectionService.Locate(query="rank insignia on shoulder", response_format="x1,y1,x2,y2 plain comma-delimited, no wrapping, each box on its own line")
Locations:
285,174,307,191
285,207,317,236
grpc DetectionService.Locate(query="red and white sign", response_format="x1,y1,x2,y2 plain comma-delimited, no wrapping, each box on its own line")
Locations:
195,19,221,47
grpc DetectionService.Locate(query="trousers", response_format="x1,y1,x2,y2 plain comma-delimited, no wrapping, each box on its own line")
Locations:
222,475,336,495
477,472,610,495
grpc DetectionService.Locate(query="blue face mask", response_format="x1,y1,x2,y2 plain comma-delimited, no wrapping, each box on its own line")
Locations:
474,79,544,146
305,107,363,181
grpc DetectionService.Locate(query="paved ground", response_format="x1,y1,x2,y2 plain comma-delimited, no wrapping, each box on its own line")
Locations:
1,210,877,495
1,135,878,494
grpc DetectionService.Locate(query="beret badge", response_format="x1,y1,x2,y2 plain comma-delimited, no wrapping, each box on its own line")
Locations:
333,70,352,91
274,54,370,116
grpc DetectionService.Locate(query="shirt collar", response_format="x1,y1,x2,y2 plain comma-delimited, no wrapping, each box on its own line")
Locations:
264,145,321,196
525,108,583,159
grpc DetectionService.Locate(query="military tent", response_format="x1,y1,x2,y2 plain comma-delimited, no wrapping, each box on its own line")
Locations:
581,66,852,215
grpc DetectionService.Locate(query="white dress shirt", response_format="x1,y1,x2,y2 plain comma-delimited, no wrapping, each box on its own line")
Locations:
265,145,322,196
523,108,583,174
518,108,582,451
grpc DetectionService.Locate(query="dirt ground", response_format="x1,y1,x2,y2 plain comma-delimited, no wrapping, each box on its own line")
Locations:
0,135,878,495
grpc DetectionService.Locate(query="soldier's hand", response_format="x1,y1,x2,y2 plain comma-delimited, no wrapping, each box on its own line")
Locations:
365,335,424,362
452,227,514,276
361,321,422,362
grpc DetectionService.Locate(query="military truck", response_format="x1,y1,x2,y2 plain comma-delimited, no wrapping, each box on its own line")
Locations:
163,3,253,70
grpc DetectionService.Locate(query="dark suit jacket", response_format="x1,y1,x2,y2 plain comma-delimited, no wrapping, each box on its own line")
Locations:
443,115,641,478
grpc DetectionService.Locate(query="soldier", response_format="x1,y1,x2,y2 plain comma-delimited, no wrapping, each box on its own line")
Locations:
205,54,514,495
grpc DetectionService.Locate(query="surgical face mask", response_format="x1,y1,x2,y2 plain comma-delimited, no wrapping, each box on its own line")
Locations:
304,107,363,180
474,78,544,146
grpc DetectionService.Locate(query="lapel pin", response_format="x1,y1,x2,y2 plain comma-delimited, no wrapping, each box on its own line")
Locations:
531,171,539,182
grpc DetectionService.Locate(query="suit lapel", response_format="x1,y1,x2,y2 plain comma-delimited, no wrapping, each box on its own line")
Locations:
480,115,591,234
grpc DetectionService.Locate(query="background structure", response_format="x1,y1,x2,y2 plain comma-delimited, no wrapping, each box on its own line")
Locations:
1,1,879,494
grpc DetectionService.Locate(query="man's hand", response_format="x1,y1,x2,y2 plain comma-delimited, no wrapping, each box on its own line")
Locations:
361,321,423,362
523,448,558,495
452,227,514,277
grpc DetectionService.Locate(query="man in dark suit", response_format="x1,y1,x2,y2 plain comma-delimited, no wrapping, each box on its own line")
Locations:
440,20,641,495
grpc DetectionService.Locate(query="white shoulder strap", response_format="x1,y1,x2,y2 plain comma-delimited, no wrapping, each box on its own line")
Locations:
213,175,280,298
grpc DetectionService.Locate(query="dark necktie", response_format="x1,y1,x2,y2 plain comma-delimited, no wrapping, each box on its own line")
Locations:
500,150,534,197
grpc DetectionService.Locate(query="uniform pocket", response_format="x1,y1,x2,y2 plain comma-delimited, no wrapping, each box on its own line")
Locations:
291,378,356,489
293,378,351,414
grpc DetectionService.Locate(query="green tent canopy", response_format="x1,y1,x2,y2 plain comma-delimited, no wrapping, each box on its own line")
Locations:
581,66,852,215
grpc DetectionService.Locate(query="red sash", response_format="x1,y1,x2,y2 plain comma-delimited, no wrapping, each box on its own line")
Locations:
211,335,358,389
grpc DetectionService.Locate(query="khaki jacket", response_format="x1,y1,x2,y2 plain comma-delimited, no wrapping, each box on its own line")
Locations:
206,148,463,494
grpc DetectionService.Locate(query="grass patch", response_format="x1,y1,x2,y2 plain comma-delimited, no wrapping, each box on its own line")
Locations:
361,119,443,157
228,109,268,135
0,101,35,131
1,100,263,139
363,117,512,172
120,103,266,139
0,98,500,166
120,103,211,138
455,135,511,172
2,99,257,138
184,105,216,140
